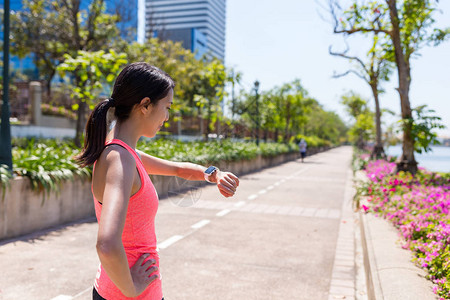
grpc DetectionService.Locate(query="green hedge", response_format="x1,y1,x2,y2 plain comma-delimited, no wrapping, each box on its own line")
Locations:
0,137,316,194
292,134,332,148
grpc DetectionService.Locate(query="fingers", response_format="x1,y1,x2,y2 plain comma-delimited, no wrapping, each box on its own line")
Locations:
228,173,240,187
217,172,240,197
218,184,234,197
146,273,159,284
135,253,150,266
224,175,236,188
219,178,235,195
221,178,236,192
145,265,158,276
142,258,157,270
130,255,159,295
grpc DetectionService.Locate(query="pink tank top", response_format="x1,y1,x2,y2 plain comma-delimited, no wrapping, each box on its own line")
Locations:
93,139,162,299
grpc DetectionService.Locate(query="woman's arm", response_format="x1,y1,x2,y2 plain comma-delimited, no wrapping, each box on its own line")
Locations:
136,150,240,197
136,150,199,178
96,147,158,297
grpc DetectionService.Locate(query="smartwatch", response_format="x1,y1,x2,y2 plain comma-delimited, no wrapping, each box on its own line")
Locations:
204,166,219,183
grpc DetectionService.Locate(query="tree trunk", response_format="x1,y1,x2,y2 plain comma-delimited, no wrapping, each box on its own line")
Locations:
44,63,56,98
357,130,365,150
370,83,386,159
387,0,417,174
75,100,86,147
206,98,212,140
284,102,291,143
198,107,205,141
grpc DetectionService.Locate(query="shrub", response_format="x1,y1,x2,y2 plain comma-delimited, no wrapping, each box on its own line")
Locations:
4,138,302,195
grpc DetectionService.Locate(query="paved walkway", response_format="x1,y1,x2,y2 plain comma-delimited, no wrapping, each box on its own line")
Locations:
0,146,361,300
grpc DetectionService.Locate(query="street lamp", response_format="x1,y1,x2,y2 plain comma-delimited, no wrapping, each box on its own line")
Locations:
1,0,13,170
254,80,260,146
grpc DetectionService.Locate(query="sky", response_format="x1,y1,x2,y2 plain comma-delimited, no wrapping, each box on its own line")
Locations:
224,0,450,137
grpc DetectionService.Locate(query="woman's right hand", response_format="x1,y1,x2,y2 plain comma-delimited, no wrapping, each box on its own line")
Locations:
130,253,159,296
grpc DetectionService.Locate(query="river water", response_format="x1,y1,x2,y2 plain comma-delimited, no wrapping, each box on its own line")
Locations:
385,145,450,173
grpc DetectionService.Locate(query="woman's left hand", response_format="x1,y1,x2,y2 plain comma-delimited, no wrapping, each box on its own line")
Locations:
216,171,239,197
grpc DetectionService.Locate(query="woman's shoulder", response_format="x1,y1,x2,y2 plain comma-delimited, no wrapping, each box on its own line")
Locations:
97,144,137,172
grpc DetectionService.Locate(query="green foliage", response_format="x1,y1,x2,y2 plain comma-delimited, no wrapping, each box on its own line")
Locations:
332,0,450,173
292,134,332,148
6,138,304,199
351,148,370,173
57,50,128,108
11,138,91,199
341,92,374,148
334,0,449,60
137,139,298,164
11,0,120,84
56,49,127,145
398,105,446,154
122,39,230,136
236,79,347,144
0,164,12,201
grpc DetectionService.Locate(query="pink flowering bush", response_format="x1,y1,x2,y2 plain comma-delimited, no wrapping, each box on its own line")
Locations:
362,158,450,298
41,103,77,120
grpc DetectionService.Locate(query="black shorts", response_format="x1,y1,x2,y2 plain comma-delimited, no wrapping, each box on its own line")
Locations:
93,287,164,300
301,151,306,158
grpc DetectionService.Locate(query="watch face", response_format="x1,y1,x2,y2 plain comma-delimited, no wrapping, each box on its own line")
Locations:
205,166,217,175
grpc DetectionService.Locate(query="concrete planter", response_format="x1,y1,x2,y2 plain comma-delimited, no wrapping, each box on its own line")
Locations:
1,177,94,241
0,147,327,241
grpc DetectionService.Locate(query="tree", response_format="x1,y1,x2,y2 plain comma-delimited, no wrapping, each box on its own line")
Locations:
193,59,228,140
11,0,120,95
232,78,348,144
330,0,450,174
330,33,393,159
400,104,446,154
57,50,128,146
123,39,217,136
341,92,374,149
305,109,348,144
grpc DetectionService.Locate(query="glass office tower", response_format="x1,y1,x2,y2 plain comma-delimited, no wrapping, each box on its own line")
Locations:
146,0,226,61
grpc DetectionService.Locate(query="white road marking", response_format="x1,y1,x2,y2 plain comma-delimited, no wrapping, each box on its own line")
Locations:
247,194,258,200
234,201,246,207
216,209,231,217
158,235,184,249
50,296,72,300
267,185,274,190
72,287,92,299
191,219,211,229
274,182,280,186
258,189,267,195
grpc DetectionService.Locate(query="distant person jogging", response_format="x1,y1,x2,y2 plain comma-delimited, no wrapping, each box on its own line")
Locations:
75,62,239,299
298,139,307,163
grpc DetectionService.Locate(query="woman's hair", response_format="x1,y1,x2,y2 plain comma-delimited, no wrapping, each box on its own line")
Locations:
75,62,175,167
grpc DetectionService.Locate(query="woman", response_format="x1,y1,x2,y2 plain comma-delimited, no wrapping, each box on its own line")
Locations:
76,62,240,299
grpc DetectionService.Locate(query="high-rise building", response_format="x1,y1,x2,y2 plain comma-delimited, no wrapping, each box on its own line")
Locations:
0,0,38,78
1,0,142,79
146,0,226,61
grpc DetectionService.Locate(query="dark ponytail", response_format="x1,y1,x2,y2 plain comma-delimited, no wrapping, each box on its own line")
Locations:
75,62,175,167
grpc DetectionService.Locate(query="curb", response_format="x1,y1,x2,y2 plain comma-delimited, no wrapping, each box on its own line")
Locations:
359,211,437,299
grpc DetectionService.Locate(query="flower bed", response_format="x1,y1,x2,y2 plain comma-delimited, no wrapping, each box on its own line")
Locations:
360,158,450,299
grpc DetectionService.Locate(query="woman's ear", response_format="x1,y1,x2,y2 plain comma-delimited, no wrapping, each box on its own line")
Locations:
139,97,152,114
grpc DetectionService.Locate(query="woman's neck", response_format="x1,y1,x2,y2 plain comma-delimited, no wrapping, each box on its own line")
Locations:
107,120,140,149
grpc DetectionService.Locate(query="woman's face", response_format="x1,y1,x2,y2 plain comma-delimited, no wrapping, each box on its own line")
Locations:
144,89,173,138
